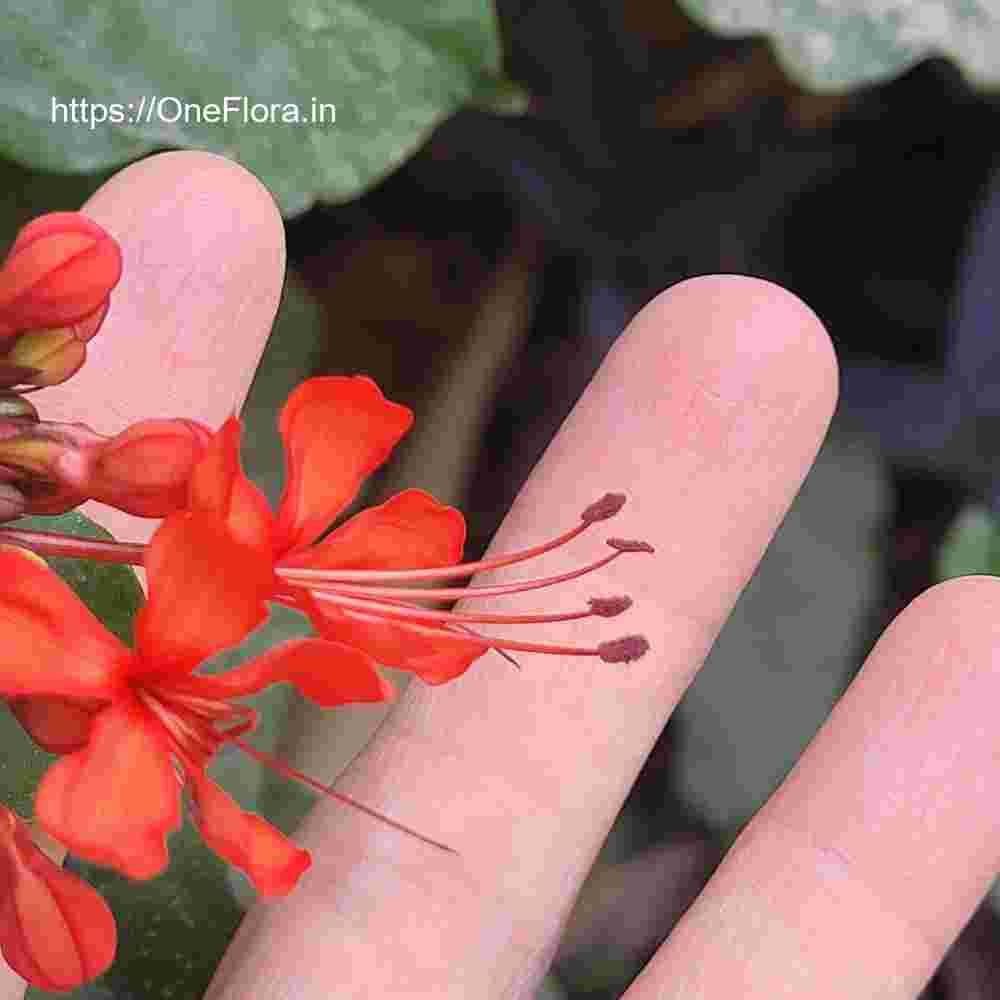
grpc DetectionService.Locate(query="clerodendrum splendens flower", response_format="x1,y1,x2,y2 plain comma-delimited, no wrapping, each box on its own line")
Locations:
0,806,115,991
0,520,394,898
0,208,654,995
187,375,653,686
0,375,652,898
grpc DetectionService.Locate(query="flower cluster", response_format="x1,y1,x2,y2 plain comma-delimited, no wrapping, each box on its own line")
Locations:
0,213,652,992
0,212,209,521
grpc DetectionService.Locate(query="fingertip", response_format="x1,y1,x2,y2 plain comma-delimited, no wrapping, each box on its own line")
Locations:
48,150,285,429
874,572,1000,675
39,151,286,542
617,275,838,429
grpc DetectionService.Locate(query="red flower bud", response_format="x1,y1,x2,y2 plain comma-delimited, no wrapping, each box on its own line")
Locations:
0,417,212,519
85,418,214,517
0,213,122,339
0,806,117,991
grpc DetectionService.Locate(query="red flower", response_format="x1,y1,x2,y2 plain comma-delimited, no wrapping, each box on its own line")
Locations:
188,376,652,687
0,212,121,341
0,806,116,992
0,521,392,896
189,375,487,684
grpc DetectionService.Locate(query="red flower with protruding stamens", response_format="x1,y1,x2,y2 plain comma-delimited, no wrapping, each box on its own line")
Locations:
0,517,400,896
187,376,653,684
0,806,116,992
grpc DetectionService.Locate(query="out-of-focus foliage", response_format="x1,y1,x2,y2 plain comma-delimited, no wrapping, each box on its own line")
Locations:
679,0,1000,92
1,0,504,215
938,505,1000,580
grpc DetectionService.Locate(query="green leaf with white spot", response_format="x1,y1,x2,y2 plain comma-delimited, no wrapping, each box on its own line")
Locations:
1,0,504,215
678,0,1000,92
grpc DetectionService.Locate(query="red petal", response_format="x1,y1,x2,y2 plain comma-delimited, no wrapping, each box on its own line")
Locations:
187,768,310,897
35,698,180,881
70,297,110,343
136,513,271,676
188,416,275,559
0,213,122,330
193,637,393,706
0,808,116,991
310,602,486,685
8,696,101,754
282,488,465,572
88,418,214,518
274,377,413,555
0,545,127,698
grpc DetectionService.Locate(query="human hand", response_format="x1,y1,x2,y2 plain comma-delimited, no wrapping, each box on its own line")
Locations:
13,151,1000,999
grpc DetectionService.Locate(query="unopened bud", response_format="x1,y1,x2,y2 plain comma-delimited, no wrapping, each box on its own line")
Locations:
0,212,122,337
87,418,213,517
0,422,100,513
2,327,87,386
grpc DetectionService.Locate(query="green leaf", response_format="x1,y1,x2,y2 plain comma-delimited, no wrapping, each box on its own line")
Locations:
240,272,327,506
937,504,1000,580
678,0,1000,92
0,707,57,820
1,0,503,215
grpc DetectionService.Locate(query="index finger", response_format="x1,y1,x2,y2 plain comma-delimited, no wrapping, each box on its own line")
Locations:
208,274,838,998
39,150,285,543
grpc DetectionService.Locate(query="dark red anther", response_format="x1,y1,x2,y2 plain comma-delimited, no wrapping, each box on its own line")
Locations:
598,636,650,663
588,596,632,617
581,492,627,524
607,538,655,553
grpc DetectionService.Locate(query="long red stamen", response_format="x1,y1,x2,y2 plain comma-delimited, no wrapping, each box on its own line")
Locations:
136,690,222,765
275,493,629,584
0,527,144,564
233,739,455,854
293,542,650,603
306,588,633,626
319,603,649,663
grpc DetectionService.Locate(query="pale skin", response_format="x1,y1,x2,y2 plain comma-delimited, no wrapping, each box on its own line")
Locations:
3,150,999,998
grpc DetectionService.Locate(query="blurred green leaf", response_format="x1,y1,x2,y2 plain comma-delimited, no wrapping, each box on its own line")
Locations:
678,0,1000,91
240,272,327,506
938,504,1000,580
1,0,503,215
